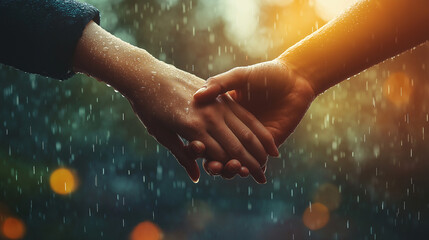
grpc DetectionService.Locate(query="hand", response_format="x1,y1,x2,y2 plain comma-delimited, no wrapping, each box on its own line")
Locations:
194,59,316,178
123,59,277,184
72,21,276,183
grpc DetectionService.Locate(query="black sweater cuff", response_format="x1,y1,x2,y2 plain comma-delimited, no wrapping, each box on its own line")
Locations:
0,0,100,80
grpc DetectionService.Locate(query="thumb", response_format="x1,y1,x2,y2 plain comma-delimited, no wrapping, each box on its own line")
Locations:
193,67,249,102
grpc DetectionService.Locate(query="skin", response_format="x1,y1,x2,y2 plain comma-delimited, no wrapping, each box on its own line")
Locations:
72,21,279,184
195,0,429,179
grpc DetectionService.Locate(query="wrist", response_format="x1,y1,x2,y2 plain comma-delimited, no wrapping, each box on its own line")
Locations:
275,56,317,100
104,48,160,96
72,21,160,95
277,52,320,97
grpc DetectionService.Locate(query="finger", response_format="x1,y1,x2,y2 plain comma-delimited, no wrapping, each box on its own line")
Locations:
193,67,249,102
202,136,230,164
239,166,250,178
208,122,267,184
204,158,247,179
149,126,200,183
203,159,223,176
222,160,241,179
186,140,206,158
222,94,279,157
224,111,268,167
205,159,243,180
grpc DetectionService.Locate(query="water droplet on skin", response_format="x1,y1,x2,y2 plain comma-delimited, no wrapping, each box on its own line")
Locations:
185,107,189,114
136,58,141,62
103,47,109,51
114,46,120,50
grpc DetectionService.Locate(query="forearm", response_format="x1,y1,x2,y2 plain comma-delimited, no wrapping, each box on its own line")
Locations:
279,0,429,95
72,21,159,95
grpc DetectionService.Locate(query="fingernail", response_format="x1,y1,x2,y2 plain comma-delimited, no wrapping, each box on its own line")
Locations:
192,177,200,183
194,86,207,96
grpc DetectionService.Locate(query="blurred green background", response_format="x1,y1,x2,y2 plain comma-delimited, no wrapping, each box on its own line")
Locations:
1,0,428,239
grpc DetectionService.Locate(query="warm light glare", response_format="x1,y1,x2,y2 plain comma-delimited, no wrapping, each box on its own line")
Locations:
313,0,357,21
130,221,162,240
1,217,25,239
49,168,77,195
302,203,330,230
383,72,412,107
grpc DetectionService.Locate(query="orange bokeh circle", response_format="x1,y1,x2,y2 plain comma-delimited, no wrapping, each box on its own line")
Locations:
49,168,78,195
383,72,412,107
130,221,162,240
1,217,25,239
302,202,330,230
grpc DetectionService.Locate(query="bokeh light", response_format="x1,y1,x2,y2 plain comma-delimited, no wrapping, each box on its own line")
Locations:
382,72,413,107
302,203,330,231
130,221,162,240
49,168,78,195
313,183,341,211
313,0,357,21
1,217,25,239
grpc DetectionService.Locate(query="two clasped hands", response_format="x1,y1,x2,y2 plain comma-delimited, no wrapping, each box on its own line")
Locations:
72,0,428,184
73,21,315,184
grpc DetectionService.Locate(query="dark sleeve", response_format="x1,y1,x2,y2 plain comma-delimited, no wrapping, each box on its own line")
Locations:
0,0,100,80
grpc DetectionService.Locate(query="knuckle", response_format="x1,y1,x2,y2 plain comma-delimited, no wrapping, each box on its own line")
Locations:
207,77,221,89
208,76,226,92
241,130,255,144
207,76,217,84
229,145,245,158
